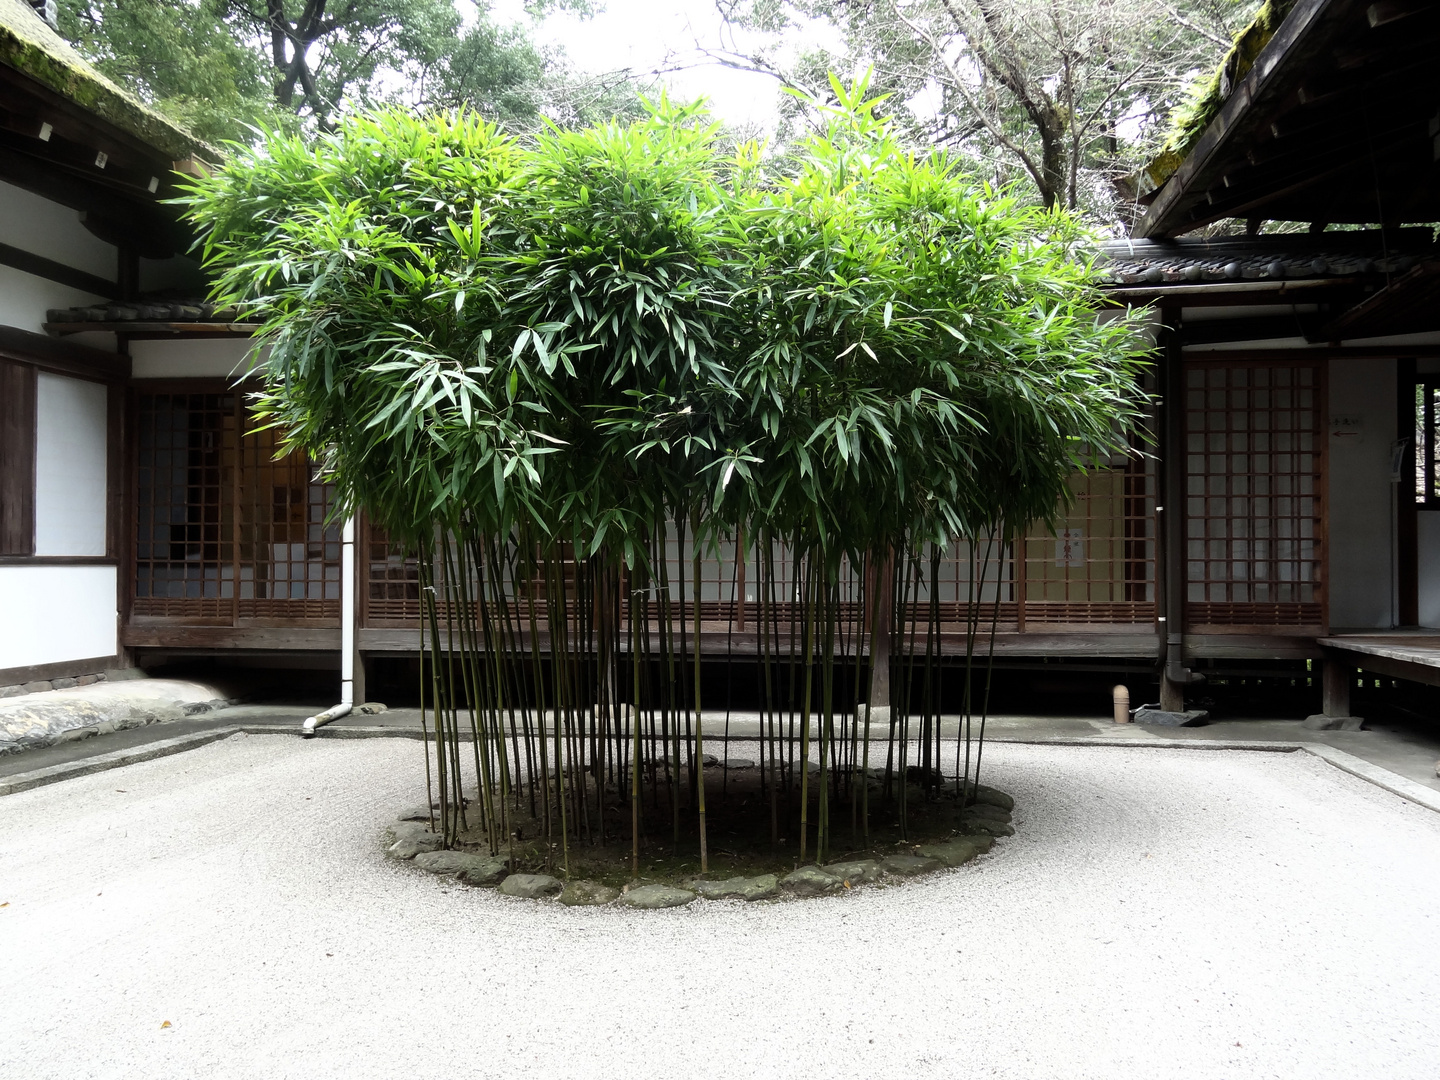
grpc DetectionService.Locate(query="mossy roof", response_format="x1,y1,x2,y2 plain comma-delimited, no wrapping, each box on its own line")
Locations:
1132,0,1299,199
0,0,206,162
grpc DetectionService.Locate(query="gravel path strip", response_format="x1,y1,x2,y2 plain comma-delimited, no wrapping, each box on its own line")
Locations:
3,732,1439,1079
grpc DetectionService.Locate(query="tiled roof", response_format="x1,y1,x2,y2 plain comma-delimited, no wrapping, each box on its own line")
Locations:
1096,230,1438,286
46,301,241,324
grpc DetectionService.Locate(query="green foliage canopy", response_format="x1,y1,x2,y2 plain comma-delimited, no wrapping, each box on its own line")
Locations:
180,81,1150,573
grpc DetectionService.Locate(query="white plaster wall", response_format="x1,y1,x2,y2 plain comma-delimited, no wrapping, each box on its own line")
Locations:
0,180,116,279
129,337,264,380
0,263,104,334
33,373,108,556
1326,358,1398,628
0,565,117,668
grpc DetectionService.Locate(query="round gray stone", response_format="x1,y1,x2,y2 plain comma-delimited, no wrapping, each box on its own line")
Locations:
560,880,620,906
723,759,756,770
915,836,992,867
692,874,779,901
959,815,1015,838
881,853,943,877
620,884,696,909
963,801,1012,823
414,850,507,879
498,873,562,899
968,784,1014,812
387,833,444,859
455,857,511,888
821,859,883,885
385,819,436,842
780,865,842,896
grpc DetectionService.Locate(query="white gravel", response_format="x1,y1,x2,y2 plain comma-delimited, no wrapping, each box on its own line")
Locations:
4,733,1440,1079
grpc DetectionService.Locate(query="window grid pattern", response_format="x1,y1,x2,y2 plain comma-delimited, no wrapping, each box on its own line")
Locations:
361,458,1156,634
132,392,340,623
1184,363,1323,629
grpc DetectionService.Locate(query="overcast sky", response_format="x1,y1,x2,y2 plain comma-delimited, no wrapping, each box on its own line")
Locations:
491,0,839,130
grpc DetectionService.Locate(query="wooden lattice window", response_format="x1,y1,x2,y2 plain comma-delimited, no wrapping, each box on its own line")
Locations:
132,392,340,624
1017,457,1156,624
361,464,1159,636
364,523,422,625
1183,362,1324,630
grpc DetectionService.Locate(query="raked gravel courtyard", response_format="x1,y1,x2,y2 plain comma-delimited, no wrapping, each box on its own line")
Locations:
4,732,1440,1079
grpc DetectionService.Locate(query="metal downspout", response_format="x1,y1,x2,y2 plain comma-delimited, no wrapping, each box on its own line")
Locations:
1159,313,1204,700
301,516,355,736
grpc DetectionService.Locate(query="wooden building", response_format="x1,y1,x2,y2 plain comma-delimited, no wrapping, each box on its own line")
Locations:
1110,0,1440,717
2,0,1438,721
0,0,218,691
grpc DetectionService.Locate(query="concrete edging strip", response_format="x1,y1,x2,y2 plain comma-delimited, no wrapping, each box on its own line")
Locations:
0,729,240,796
4,728,1440,816
1298,743,1440,814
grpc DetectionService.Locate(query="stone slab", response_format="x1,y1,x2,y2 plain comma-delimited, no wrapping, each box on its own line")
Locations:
499,874,562,899
620,884,695,909
692,875,779,901
1302,714,1365,731
1133,708,1210,727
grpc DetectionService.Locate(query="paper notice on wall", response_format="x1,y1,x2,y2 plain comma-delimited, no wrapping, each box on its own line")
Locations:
1055,529,1084,568
1329,413,1363,445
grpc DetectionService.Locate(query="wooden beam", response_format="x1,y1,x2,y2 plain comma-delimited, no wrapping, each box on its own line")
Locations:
1184,345,1440,360
0,359,36,556
0,654,119,687
1183,635,1327,660
1176,313,1325,346
0,325,130,382
0,143,188,260
0,63,182,186
0,555,116,566
122,625,344,650
1367,1,1431,29
1103,277,1362,304
1323,645,1440,688
0,241,116,299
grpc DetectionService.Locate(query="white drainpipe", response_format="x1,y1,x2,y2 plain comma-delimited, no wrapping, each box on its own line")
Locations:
302,516,355,737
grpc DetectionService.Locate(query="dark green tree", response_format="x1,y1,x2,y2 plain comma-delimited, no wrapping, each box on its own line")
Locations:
58,0,638,144
177,87,1150,869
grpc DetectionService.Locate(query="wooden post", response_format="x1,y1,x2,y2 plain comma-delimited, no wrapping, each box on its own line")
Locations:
1322,657,1351,718
1158,307,1187,714
867,547,894,720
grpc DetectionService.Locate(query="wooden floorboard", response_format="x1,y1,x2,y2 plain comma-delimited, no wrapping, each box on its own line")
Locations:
1320,632,1440,688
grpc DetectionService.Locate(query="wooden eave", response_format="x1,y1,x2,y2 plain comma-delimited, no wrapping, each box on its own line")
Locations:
0,323,129,380
1135,0,1440,238
1101,276,1363,305
0,59,201,259
1321,259,1440,338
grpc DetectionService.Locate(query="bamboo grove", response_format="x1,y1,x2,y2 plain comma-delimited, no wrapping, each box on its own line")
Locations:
181,77,1151,873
